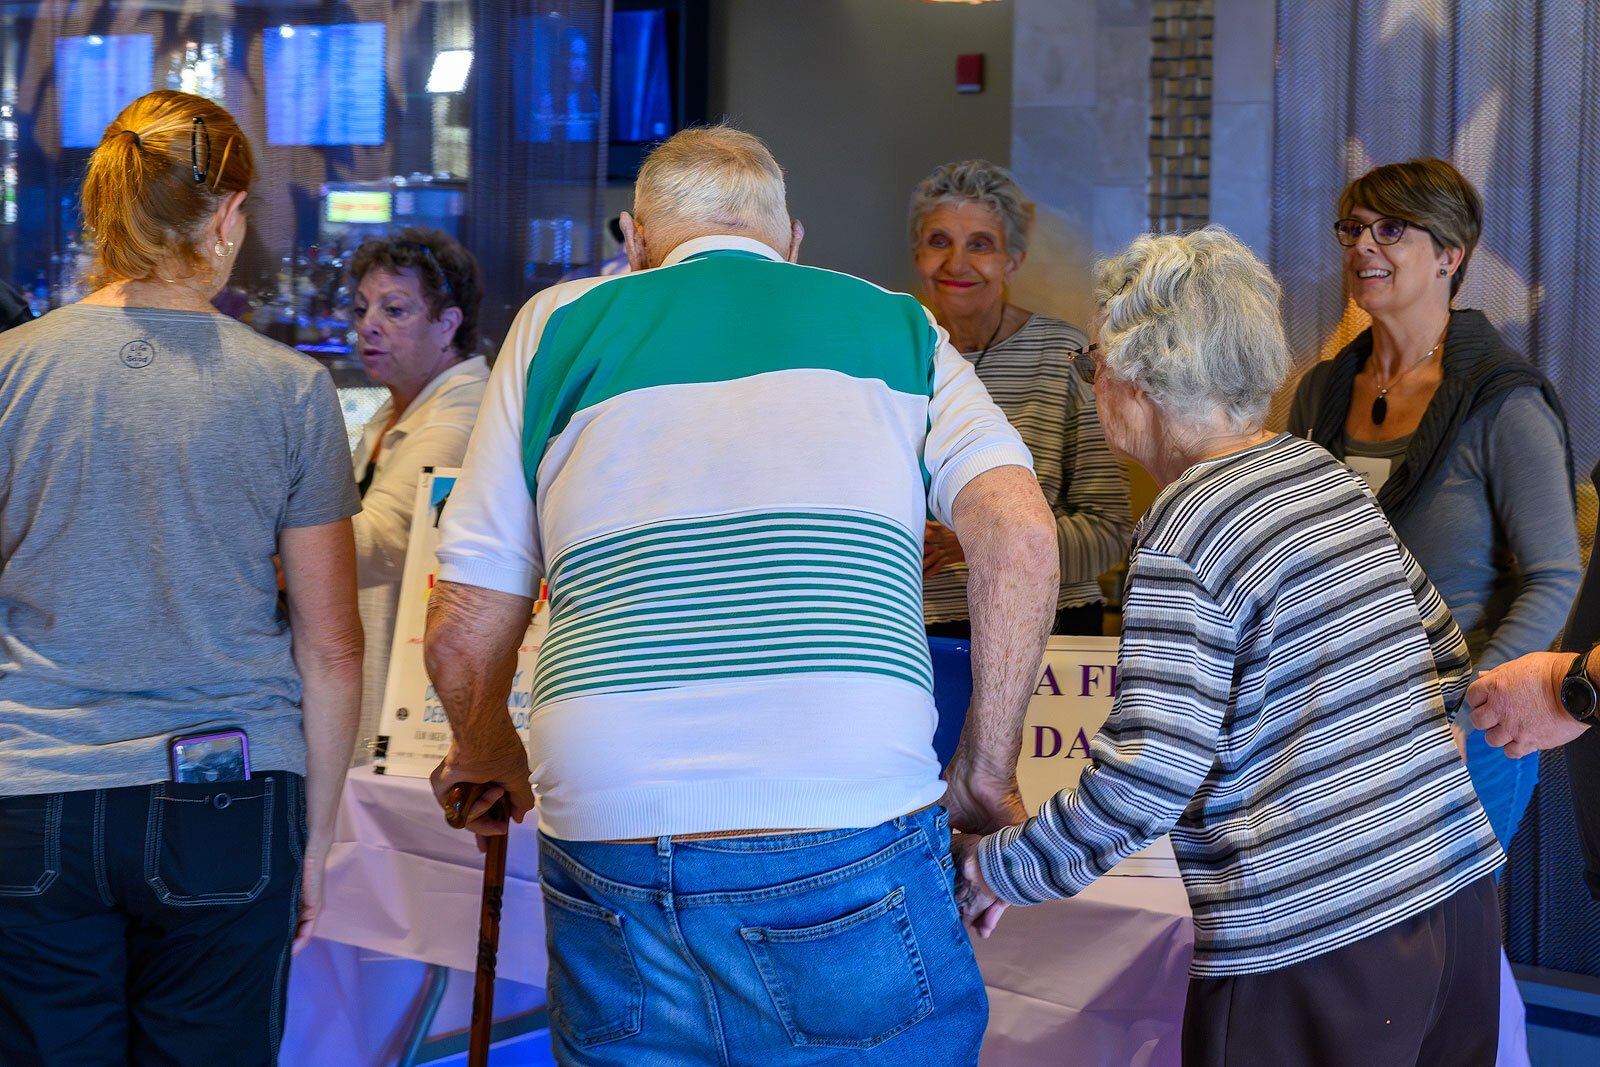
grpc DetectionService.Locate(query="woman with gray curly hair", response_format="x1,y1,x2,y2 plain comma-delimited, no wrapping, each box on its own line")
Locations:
908,159,1131,636
954,227,1505,1065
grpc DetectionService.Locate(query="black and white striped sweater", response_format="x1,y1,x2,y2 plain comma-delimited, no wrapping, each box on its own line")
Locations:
980,433,1503,976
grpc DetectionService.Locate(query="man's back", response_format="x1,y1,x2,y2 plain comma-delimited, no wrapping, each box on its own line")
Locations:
424,126,1058,1064
437,236,1030,840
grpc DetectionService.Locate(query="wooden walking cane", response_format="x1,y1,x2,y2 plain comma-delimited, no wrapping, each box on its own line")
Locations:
444,783,510,1067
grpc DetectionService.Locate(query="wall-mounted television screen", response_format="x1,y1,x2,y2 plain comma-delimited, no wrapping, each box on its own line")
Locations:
325,190,392,224
56,34,154,149
513,15,601,144
612,10,671,143
607,0,707,179
264,23,386,146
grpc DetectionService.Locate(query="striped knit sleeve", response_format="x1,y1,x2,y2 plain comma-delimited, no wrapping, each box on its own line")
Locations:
979,547,1234,905
1396,535,1472,721
1056,377,1133,584
924,337,1035,527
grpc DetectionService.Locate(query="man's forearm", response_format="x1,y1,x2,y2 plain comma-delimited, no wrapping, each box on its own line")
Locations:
956,467,1060,775
423,580,535,750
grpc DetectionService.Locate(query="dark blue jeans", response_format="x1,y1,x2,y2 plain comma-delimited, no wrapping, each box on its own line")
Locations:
538,806,987,1066
0,773,305,1066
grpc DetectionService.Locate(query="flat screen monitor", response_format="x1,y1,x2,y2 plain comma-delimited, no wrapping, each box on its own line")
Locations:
56,35,154,149
605,1,707,179
264,23,386,146
611,10,671,143
513,16,601,143
325,190,392,225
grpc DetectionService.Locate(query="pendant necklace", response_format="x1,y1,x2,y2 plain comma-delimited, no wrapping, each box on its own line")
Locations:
967,309,1007,372
1370,331,1445,425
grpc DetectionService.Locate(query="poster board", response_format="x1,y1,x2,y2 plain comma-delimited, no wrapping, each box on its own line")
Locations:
1017,636,1179,877
374,468,546,778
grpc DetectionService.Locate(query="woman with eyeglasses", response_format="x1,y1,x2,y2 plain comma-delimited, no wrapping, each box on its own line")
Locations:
1289,159,1580,859
348,229,488,756
908,160,1132,638
957,228,1506,1064
0,92,361,1064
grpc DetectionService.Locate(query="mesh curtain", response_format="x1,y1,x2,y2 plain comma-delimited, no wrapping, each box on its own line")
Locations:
1,0,609,354
1269,0,1600,478
1272,0,1600,977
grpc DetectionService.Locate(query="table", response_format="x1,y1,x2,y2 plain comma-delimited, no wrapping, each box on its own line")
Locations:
317,767,547,986
280,770,548,1066
286,771,1537,1067
974,878,1192,1066
284,770,1196,1065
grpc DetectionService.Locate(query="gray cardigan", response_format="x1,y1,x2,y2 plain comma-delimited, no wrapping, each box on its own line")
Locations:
1290,375,1580,671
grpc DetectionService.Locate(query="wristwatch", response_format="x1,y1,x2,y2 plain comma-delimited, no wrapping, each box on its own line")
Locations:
1559,647,1600,723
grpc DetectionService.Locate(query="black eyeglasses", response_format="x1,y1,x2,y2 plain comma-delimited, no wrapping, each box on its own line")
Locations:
1071,343,1100,384
191,116,210,185
1333,216,1429,247
394,240,458,305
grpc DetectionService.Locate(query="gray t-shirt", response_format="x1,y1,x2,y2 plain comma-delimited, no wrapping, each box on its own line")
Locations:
0,304,360,796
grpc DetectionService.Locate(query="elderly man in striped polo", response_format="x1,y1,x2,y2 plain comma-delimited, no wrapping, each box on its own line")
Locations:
422,125,1060,1065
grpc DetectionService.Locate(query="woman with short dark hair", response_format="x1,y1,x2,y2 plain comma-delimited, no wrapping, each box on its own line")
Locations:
1289,158,1580,851
347,228,489,753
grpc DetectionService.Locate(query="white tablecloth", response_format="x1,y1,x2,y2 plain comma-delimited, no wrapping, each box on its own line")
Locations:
974,877,1192,1066
291,771,1529,1067
317,767,548,987
297,770,1193,1064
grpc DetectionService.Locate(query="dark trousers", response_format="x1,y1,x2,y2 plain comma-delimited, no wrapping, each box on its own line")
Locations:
0,773,306,1067
926,603,1105,641
1566,725,1600,901
1181,876,1501,1067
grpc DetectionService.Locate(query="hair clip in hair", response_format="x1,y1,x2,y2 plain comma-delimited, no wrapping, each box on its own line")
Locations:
190,116,211,186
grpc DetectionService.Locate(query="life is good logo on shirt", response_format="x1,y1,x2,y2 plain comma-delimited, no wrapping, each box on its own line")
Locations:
120,339,156,368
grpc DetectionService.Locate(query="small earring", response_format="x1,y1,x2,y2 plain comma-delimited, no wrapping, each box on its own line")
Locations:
214,237,235,258
1438,267,1448,276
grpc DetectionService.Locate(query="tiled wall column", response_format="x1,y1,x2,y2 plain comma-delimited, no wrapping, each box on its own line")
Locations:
1012,0,1274,272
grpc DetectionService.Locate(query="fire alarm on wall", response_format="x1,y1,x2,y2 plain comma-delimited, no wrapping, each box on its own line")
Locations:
956,53,985,93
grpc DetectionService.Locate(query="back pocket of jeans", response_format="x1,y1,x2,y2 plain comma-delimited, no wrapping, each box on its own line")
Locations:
144,778,274,905
0,794,62,897
741,886,933,1049
541,879,643,1047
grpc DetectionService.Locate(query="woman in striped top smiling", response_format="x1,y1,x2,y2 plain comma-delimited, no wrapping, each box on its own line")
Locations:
909,160,1132,637
958,227,1505,1066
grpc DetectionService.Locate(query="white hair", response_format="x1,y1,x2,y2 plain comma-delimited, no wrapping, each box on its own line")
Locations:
1094,227,1289,432
907,159,1035,258
633,125,789,249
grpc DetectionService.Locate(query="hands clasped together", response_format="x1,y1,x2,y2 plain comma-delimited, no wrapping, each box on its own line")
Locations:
943,746,1027,939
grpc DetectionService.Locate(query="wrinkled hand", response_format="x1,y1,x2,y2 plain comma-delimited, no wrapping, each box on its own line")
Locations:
951,832,1008,938
1467,652,1591,759
430,728,536,851
291,850,327,954
923,522,966,580
942,746,1026,834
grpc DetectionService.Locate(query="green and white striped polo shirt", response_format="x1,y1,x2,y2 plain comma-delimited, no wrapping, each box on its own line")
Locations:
437,235,1032,841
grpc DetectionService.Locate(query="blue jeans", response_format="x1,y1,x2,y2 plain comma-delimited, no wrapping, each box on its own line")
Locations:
537,806,987,1065
0,774,305,1066
1465,727,1541,851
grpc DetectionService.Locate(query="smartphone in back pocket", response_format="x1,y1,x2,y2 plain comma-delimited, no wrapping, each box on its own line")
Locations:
169,729,251,784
